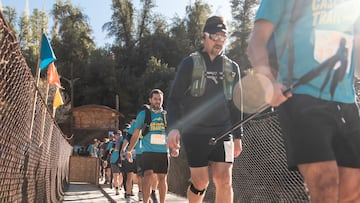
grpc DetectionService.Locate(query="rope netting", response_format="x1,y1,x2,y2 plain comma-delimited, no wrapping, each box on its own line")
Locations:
0,12,72,202
232,112,309,202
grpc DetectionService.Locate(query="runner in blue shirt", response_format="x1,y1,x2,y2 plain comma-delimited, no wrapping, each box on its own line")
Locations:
109,130,124,195
127,89,168,203
247,1,360,201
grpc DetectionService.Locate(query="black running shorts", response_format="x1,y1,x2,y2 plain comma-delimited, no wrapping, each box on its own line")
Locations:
142,152,169,174
123,159,137,173
278,94,360,170
135,154,144,176
182,133,234,168
111,163,122,173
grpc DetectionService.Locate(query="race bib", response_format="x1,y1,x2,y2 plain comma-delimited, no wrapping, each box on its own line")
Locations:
150,134,166,145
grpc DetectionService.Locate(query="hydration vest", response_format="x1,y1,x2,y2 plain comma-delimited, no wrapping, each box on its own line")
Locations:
190,51,236,100
140,104,167,136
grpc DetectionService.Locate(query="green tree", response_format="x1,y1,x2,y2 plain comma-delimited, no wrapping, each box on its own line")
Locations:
185,0,211,50
167,16,192,67
2,6,18,34
228,0,259,69
103,0,135,49
81,48,117,107
51,0,95,107
139,56,175,105
19,8,48,75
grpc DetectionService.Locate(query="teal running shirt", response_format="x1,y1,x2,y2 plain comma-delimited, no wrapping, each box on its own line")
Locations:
134,110,168,153
256,0,360,102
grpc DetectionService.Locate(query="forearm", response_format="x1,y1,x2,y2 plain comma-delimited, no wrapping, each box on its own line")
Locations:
247,39,271,69
248,44,276,83
127,130,140,151
247,19,277,82
167,58,192,131
121,140,129,152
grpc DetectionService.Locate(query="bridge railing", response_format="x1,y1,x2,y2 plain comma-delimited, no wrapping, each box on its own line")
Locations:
0,11,72,203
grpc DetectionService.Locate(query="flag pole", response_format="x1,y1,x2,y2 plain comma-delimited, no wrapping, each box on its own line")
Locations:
28,29,44,139
39,82,50,146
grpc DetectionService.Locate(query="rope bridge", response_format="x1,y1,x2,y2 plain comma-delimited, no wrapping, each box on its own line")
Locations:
0,12,72,202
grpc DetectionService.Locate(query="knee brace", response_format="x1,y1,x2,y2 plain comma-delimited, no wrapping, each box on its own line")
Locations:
189,183,206,196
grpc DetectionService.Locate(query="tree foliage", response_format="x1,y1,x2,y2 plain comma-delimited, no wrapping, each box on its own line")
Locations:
228,0,259,70
5,0,260,122
19,9,48,75
185,0,211,50
2,6,18,34
50,0,95,107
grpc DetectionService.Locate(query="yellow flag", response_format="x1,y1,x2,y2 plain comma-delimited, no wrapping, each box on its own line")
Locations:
53,87,64,110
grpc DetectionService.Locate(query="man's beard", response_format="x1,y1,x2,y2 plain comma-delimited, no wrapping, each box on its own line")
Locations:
151,104,163,113
211,45,223,56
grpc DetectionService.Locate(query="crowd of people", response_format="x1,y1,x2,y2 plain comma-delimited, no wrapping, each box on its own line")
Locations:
82,125,161,203
79,2,360,202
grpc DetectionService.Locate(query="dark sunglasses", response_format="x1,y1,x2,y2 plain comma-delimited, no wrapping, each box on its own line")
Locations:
204,32,227,42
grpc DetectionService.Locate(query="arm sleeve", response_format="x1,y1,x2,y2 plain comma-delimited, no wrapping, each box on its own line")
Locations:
166,57,193,133
229,62,244,139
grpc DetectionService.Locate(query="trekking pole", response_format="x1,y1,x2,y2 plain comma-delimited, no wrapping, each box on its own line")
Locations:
209,39,348,145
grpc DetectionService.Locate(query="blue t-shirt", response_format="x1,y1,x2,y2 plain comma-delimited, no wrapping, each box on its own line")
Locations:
110,137,123,164
256,0,360,103
128,123,135,135
106,141,114,151
134,139,143,155
96,145,102,157
134,109,168,153
87,145,95,154
128,121,143,155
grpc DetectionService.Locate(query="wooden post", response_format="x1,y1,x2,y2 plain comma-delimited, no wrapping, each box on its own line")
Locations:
116,94,119,130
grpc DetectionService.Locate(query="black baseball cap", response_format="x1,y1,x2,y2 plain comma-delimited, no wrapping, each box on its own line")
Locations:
203,16,227,34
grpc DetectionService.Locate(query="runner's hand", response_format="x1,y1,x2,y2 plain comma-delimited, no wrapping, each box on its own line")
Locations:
120,150,126,160
234,139,242,158
269,82,291,107
127,151,133,163
167,129,181,157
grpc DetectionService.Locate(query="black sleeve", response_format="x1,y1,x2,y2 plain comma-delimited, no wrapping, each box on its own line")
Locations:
166,56,193,133
229,62,244,139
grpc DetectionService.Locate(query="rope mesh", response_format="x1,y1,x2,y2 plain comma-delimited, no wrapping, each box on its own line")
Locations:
232,113,309,202
0,12,72,202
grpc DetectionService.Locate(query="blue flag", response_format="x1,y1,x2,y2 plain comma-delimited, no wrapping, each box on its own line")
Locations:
40,33,56,71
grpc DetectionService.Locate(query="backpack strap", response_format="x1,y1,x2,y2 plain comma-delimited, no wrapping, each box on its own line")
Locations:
190,51,235,100
162,110,167,129
190,51,207,97
276,0,309,86
141,104,167,136
222,55,236,100
141,104,152,136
